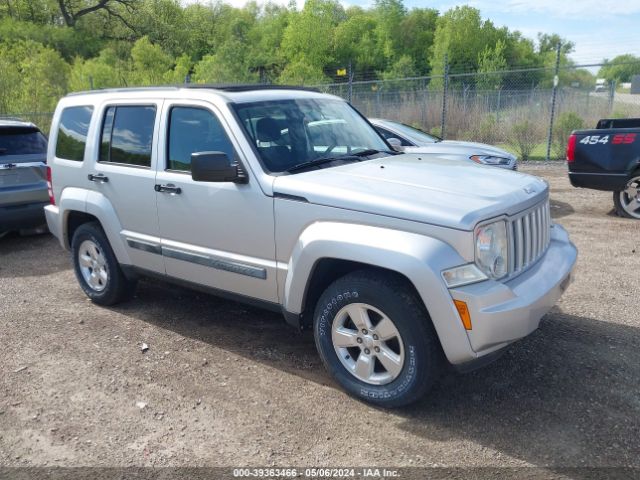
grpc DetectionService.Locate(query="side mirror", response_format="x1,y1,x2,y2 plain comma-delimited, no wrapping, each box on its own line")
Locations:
191,152,239,183
386,137,404,152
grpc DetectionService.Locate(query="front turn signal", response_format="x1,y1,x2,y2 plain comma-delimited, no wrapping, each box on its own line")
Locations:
453,300,472,330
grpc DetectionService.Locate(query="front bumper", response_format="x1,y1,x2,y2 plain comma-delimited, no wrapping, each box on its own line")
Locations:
449,223,577,360
0,201,48,232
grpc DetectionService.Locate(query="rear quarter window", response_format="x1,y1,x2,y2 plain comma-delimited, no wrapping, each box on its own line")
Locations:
55,106,94,161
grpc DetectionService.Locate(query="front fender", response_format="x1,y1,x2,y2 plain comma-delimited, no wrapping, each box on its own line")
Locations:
283,222,475,364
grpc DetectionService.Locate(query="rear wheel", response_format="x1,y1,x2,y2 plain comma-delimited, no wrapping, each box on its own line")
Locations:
613,174,640,219
71,222,136,305
313,270,443,408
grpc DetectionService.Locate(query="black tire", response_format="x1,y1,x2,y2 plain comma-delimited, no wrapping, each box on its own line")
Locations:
71,221,136,305
313,270,443,408
613,173,640,219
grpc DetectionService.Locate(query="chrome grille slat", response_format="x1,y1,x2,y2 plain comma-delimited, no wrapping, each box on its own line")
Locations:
507,199,551,278
524,214,532,265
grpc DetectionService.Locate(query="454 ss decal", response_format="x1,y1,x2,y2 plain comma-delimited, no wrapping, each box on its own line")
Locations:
579,133,637,145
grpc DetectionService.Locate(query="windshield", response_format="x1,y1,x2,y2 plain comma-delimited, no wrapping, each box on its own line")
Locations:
0,127,47,155
383,120,440,145
232,98,390,173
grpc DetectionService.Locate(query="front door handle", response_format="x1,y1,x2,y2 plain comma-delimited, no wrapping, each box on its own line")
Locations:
154,184,182,194
88,173,109,183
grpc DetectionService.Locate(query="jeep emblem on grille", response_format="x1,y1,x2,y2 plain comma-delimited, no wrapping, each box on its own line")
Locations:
523,185,537,194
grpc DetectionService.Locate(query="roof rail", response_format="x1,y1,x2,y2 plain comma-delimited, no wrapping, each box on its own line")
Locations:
65,84,319,96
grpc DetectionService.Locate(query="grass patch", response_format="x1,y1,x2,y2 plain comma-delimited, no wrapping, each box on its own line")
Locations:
497,142,557,161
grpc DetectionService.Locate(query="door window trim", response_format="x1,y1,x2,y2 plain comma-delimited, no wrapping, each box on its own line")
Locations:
164,103,240,174
97,103,158,169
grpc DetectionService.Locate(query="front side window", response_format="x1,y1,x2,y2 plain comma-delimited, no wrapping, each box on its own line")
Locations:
99,105,156,167
167,107,235,172
232,99,390,173
55,106,93,161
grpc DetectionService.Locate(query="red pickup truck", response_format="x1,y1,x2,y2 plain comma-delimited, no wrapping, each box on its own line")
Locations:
567,117,640,219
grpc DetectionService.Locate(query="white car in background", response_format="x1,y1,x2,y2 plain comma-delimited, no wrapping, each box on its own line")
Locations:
370,118,518,170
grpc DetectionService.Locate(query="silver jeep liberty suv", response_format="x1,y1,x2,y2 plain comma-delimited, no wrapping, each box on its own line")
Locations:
45,85,577,407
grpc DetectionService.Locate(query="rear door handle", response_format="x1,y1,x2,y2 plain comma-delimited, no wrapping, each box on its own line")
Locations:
88,173,109,183
154,184,182,194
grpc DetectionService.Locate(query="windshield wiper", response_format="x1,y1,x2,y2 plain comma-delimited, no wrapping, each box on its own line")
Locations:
284,149,395,174
285,155,361,173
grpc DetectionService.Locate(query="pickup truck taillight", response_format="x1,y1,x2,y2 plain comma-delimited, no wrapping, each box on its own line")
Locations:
566,134,577,163
46,166,55,205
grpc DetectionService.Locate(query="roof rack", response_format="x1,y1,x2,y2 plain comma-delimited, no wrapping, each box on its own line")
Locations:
66,84,319,96
183,84,319,92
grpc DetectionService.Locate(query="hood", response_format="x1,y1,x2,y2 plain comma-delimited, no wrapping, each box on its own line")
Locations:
404,140,515,160
273,154,546,231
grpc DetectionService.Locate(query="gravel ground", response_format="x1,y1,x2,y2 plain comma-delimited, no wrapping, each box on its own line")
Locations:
0,162,638,473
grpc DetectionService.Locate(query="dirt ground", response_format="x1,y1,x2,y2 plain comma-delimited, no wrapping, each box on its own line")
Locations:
0,162,638,473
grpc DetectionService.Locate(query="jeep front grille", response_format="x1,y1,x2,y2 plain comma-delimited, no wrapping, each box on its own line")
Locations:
508,200,551,276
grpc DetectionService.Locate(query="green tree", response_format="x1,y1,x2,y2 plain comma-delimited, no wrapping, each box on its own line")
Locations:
373,0,406,62
278,59,328,85
599,54,640,83
193,41,258,84
397,8,438,75
0,40,69,113
128,36,173,85
280,0,344,72
430,6,498,76
477,39,507,90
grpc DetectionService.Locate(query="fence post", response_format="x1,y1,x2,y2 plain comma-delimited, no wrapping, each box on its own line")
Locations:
421,77,426,126
608,79,616,112
348,60,353,104
441,53,449,139
546,43,561,161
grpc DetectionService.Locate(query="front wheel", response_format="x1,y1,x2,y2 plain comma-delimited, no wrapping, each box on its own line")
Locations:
313,270,443,408
613,175,640,219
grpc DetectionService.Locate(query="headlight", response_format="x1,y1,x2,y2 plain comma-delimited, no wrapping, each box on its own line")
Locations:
475,220,508,280
470,154,512,166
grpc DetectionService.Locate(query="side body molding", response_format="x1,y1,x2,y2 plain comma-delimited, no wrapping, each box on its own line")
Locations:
282,222,475,364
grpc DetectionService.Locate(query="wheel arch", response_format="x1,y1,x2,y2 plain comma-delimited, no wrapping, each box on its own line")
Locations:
58,188,131,264
281,222,476,364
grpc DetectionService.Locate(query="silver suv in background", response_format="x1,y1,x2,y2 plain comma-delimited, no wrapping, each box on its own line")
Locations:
45,86,576,407
0,119,49,234
371,118,518,170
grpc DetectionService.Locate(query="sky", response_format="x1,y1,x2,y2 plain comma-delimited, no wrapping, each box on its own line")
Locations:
183,0,640,67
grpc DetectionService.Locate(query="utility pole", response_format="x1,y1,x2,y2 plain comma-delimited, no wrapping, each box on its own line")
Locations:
441,53,449,139
546,43,561,161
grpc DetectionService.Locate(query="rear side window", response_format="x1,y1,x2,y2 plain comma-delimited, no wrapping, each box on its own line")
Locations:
55,106,93,161
100,105,156,167
167,107,235,172
0,127,47,155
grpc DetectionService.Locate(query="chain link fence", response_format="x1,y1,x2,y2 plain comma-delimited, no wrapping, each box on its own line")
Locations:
316,63,640,160
3,62,640,160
